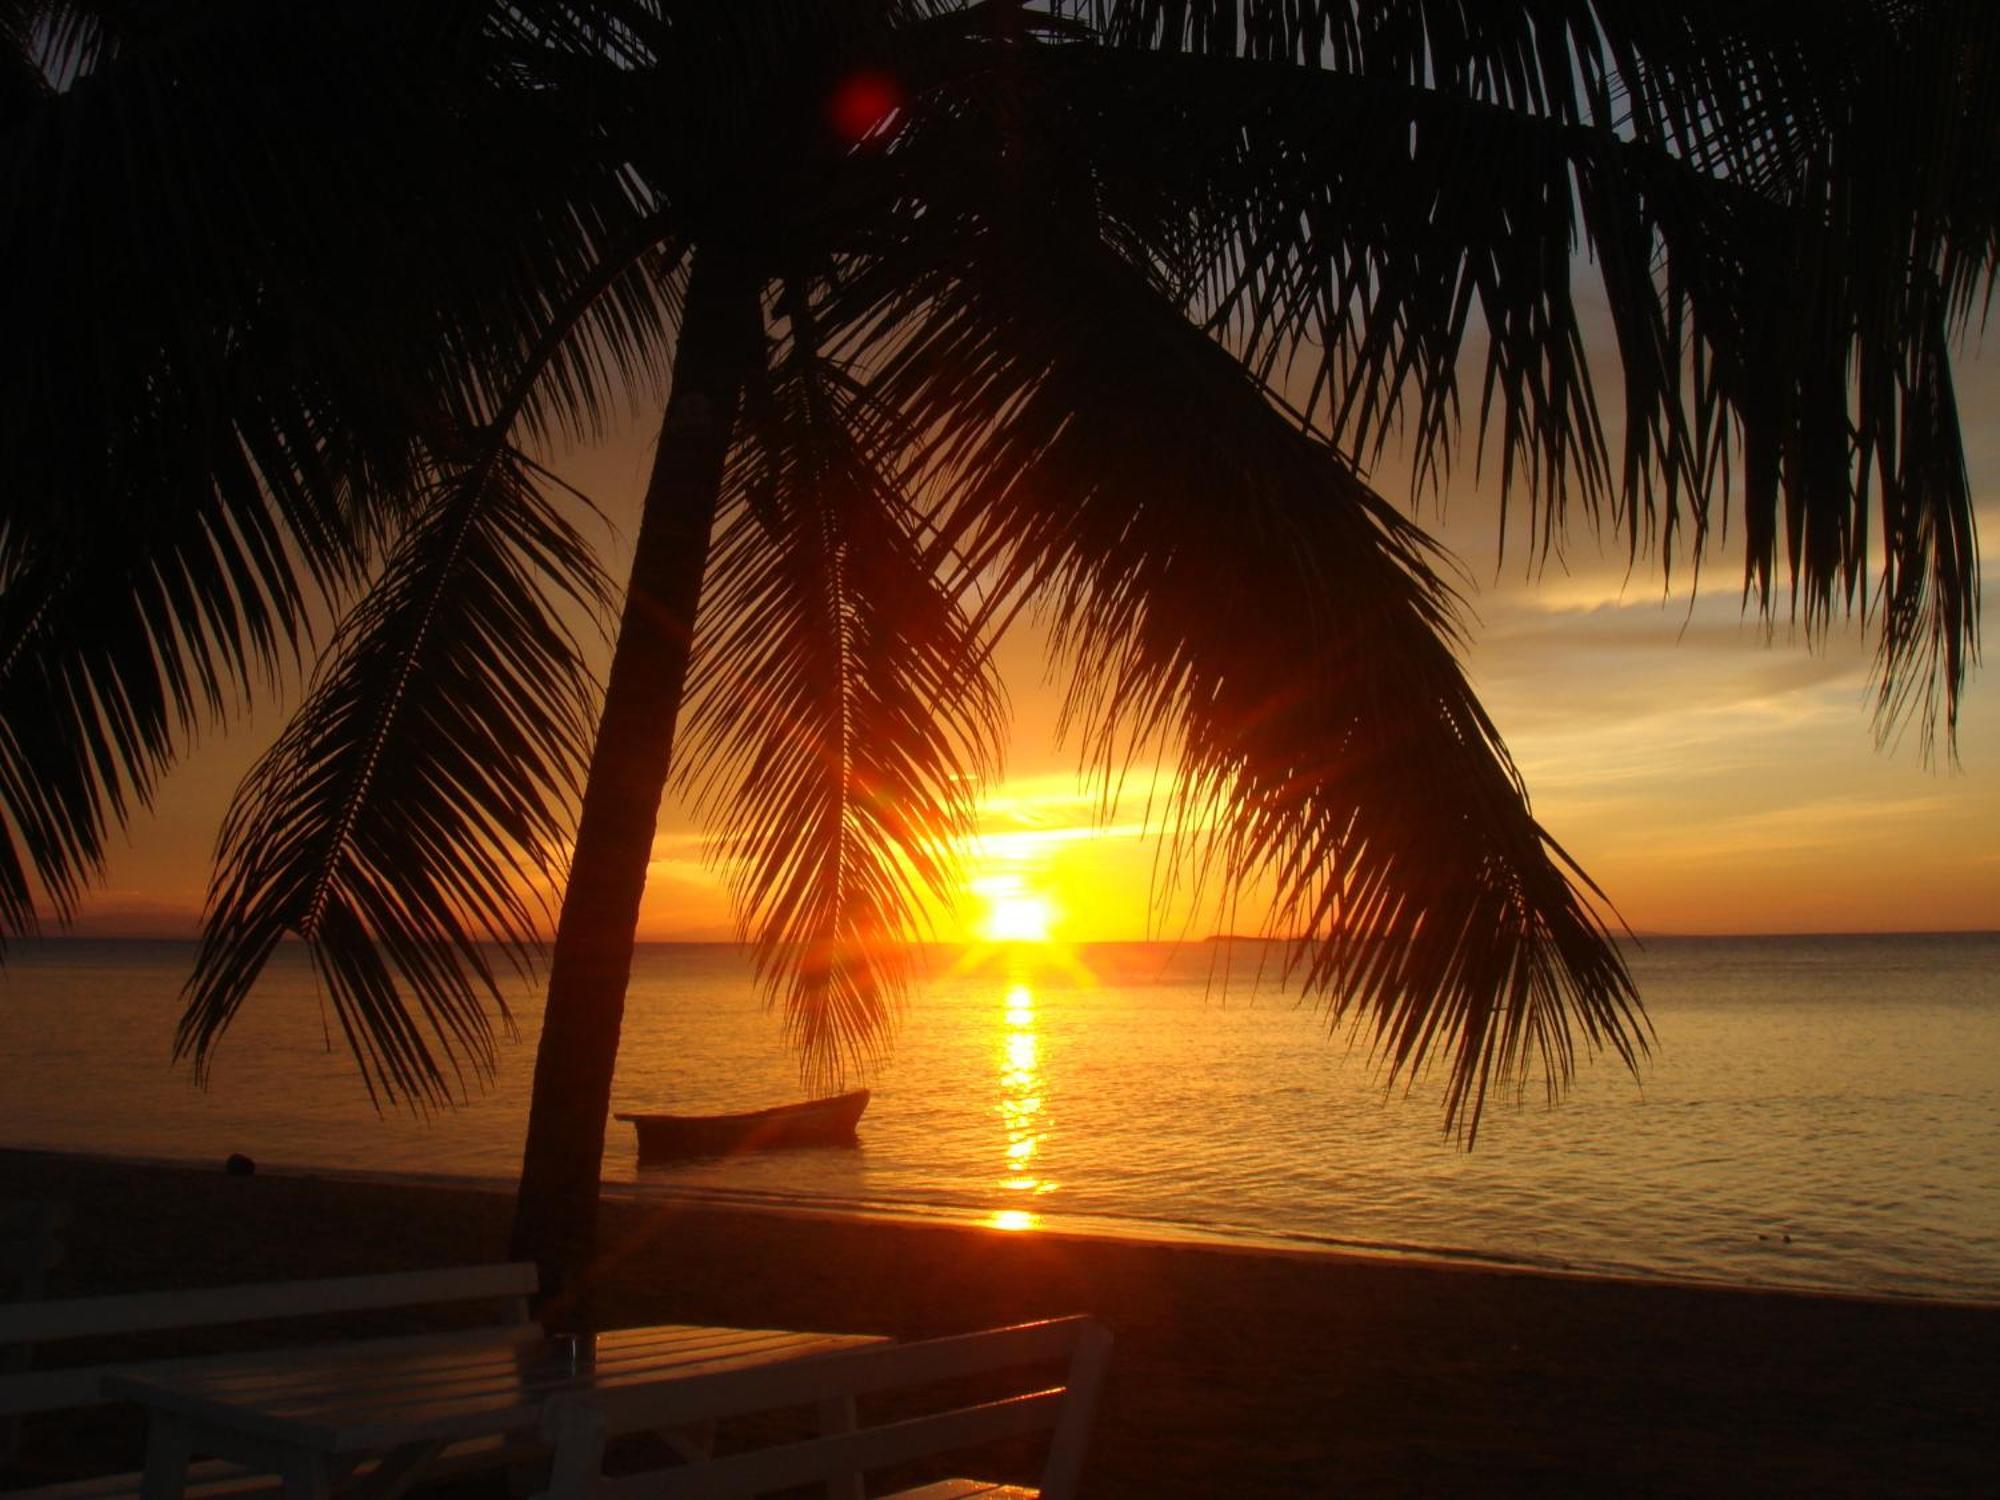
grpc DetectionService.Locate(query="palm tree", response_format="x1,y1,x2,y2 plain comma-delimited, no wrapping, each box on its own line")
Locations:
4,2,1991,1302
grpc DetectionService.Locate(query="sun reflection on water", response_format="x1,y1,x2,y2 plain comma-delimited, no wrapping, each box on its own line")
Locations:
989,982,1052,1231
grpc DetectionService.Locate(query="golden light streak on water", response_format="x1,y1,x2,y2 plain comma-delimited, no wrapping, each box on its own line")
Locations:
991,981,1050,1230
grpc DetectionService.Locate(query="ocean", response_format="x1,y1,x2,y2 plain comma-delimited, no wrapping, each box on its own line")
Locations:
1,933,1995,1303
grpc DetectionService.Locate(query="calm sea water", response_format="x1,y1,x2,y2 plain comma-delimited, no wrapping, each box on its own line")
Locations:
1,935,1995,1303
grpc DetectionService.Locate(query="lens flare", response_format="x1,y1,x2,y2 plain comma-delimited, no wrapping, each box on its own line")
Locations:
827,70,902,143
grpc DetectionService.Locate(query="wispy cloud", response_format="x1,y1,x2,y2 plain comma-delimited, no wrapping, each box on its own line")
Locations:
1639,794,1957,862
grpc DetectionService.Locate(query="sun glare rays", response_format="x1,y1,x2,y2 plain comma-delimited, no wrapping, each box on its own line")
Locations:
948,778,1137,988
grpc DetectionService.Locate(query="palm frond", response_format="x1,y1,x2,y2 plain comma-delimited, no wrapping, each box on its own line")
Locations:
1020,4,1990,743
181,444,609,1107
0,0,677,946
0,486,311,937
861,204,1642,1139
676,278,1005,1082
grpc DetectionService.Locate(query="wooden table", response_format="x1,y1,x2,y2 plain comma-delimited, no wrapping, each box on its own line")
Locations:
104,1322,885,1499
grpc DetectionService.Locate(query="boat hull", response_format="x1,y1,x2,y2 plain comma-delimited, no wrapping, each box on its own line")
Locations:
616,1089,869,1159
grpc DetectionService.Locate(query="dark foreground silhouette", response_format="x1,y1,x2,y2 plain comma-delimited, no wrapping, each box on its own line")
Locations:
4,1150,1994,1497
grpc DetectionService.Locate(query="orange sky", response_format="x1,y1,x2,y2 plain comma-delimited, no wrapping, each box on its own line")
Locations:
56,344,2000,943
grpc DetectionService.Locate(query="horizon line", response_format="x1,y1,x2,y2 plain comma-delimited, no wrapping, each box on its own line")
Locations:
15,927,2000,945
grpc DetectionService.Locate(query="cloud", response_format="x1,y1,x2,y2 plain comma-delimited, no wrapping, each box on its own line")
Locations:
1478,647,1873,767
1637,793,1958,863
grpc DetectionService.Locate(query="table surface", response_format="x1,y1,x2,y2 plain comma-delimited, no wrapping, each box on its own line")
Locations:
103,1322,885,1456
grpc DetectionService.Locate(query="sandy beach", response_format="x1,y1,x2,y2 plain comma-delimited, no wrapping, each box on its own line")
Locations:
4,1147,1996,1496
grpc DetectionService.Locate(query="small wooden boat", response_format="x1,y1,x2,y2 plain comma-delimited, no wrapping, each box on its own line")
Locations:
616,1089,870,1159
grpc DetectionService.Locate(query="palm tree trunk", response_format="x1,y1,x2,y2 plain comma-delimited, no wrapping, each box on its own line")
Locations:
509,251,758,1316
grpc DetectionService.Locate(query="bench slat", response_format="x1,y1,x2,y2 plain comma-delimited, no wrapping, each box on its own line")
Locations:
0,1322,540,1417
0,1263,535,1345
589,1317,1089,1435
603,1391,1064,1500
547,1317,1111,1500
3,1257,542,1498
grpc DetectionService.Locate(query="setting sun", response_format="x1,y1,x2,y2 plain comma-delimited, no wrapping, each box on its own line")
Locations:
983,892,1055,944
970,868,1060,944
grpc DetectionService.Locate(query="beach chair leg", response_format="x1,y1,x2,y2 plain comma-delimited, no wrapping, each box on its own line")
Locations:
819,1394,863,1500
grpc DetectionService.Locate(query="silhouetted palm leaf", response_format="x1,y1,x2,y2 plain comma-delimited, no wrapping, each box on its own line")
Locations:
863,207,1641,1136
678,280,1004,1080
1056,1,1990,741
0,447,325,947
0,0,670,948
180,445,609,1105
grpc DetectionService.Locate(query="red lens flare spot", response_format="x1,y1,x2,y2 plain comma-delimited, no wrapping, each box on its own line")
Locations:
827,70,903,143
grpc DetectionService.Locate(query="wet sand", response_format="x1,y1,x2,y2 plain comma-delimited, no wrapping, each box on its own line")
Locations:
3,1148,1996,1496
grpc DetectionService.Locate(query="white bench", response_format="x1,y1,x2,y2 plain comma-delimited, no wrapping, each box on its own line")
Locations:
0,1261,540,1499
540,1315,1112,1500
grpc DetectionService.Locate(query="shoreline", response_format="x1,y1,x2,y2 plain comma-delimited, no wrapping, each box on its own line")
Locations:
13,1142,1995,1313
20,1143,2000,1311
5,1147,1997,1496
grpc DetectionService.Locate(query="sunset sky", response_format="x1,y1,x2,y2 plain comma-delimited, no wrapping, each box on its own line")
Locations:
64,342,1999,944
